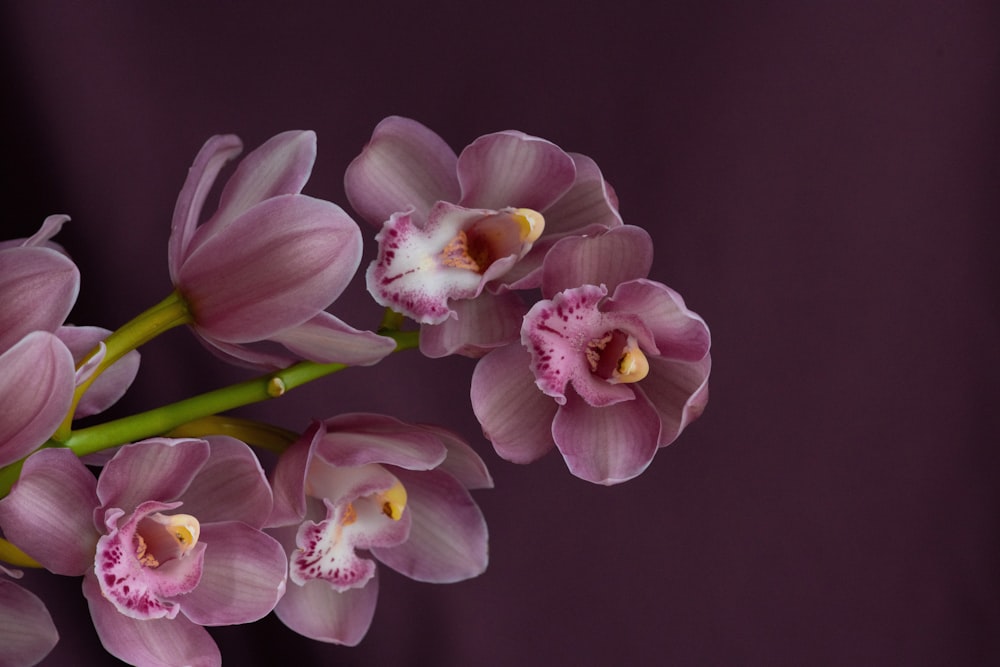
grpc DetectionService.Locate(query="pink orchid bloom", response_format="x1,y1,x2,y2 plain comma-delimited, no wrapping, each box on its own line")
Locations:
268,414,492,645
168,131,395,370
0,438,287,667
345,116,622,357
0,566,59,667
0,219,140,429
471,228,711,484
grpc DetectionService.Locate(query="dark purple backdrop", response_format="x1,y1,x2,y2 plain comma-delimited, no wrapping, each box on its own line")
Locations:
3,2,999,665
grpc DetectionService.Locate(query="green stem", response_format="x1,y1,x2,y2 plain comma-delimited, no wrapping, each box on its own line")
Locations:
62,329,419,457
54,290,192,442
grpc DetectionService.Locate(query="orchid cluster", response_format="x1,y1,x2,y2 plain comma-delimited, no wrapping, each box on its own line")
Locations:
0,117,711,667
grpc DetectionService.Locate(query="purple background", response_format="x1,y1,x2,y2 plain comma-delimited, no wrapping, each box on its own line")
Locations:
4,2,999,665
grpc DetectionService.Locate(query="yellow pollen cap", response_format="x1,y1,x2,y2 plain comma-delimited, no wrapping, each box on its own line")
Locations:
161,513,201,554
379,480,408,521
512,208,545,244
612,347,650,384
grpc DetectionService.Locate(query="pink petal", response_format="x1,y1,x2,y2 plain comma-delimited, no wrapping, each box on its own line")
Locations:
178,195,362,343
417,289,527,359
470,343,558,464
0,447,98,575
540,152,623,235
541,226,654,297
0,246,79,352
604,279,711,362
0,331,75,467
83,573,221,667
552,389,662,485
457,131,576,211
270,312,397,366
345,116,460,226
0,213,70,251
96,438,210,514
0,579,58,666
639,355,712,447
169,134,244,281
176,436,272,527
274,572,379,645
372,468,488,583
315,414,447,470
178,521,287,625
56,325,140,418
200,130,317,241
268,428,316,528
365,205,492,325
418,425,494,490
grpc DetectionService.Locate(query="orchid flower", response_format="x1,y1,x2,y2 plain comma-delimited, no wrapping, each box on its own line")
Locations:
168,131,395,370
268,414,491,645
470,227,711,484
0,438,287,667
0,566,59,667
345,116,622,357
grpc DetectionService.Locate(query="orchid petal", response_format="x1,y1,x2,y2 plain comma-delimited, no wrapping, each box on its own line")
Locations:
202,130,317,240
418,289,527,359
345,116,460,226
83,573,221,667
639,355,712,446
0,246,79,351
268,428,316,527
457,131,576,211
315,414,447,470
57,326,141,418
0,331,74,467
418,424,494,490
274,572,379,646
178,521,287,625
553,389,662,485
270,312,397,366
372,468,488,582
168,134,243,281
96,439,210,515
365,205,493,325
0,579,58,666
0,214,71,254
0,447,98,575
178,195,362,343
604,279,711,362
470,343,558,464
540,152,623,234
541,226,654,297
176,436,273,527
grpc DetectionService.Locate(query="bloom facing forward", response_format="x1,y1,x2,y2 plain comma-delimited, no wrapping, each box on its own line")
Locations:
0,438,287,667
471,230,711,485
268,414,492,645
169,130,394,370
345,116,623,357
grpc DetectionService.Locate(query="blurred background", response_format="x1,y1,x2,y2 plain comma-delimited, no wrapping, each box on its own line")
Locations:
3,1,998,665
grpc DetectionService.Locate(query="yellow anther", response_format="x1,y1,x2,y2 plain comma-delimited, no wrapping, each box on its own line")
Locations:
379,480,408,521
611,347,650,384
511,208,545,244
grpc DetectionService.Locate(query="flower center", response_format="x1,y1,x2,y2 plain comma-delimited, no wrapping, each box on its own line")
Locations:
291,478,410,591
586,330,650,384
134,512,201,568
439,208,544,273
